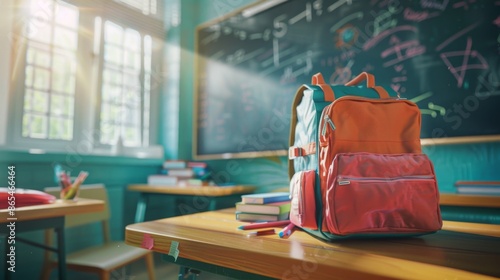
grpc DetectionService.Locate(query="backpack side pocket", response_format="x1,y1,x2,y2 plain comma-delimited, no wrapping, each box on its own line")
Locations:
290,170,317,229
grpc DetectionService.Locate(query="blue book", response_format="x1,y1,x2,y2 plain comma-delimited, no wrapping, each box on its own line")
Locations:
241,192,290,205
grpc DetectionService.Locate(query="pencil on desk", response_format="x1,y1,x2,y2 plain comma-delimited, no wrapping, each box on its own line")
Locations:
238,220,290,230
279,223,295,238
246,229,276,237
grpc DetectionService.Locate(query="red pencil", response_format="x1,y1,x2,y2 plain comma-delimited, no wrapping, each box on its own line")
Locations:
246,229,275,237
238,220,290,230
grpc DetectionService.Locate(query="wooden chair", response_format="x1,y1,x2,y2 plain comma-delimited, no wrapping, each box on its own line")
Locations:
40,184,155,280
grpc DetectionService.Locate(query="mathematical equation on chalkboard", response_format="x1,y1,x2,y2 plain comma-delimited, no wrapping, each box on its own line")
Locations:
195,0,500,159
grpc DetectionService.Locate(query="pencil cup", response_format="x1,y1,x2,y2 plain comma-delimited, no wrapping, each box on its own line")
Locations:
60,186,80,201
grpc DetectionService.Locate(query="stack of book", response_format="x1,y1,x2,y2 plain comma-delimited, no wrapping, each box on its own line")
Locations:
235,192,291,222
147,160,212,186
454,181,500,195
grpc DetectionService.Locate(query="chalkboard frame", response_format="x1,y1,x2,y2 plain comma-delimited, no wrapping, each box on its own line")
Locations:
193,0,500,160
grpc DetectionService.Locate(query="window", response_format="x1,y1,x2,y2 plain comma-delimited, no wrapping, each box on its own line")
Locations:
22,0,78,140
98,20,150,147
6,0,163,156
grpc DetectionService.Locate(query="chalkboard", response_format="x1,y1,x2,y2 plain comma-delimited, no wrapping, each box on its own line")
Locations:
194,0,500,160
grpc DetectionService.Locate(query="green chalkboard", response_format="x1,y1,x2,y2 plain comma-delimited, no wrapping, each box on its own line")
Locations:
194,0,500,159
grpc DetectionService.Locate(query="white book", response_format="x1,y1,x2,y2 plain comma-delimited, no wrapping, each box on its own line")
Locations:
147,175,178,186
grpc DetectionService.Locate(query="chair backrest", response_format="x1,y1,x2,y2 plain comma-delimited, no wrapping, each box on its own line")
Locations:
44,184,111,241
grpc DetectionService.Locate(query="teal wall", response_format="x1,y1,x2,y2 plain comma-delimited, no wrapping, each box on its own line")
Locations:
2,0,500,279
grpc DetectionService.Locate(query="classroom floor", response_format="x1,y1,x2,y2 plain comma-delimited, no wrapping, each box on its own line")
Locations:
128,252,236,280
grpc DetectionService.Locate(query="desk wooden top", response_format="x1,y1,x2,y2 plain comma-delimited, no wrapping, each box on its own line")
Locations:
0,198,105,222
125,208,500,280
128,184,255,196
440,193,500,208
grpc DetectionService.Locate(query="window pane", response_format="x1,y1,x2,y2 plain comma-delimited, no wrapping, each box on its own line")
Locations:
24,90,33,111
55,2,78,29
104,44,123,65
125,29,140,51
51,95,73,117
33,67,51,91
49,117,72,140
33,90,49,113
104,21,123,45
52,54,76,94
25,66,34,87
31,114,48,138
54,26,78,50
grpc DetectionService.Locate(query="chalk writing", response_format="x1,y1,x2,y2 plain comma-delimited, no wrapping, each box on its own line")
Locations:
327,0,352,12
440,37,488,88
363,25,417,50
273,14,288,38
428,102,446,116
435,23,479,51
420,0,449,11
410,91,433,104
330,12,364,33
312,0,324,16
369,1,402,35
329,60,354,84
453,0,476,10
494,16,500,27
381,36,426,67
403,7,439,22
289,2,312,25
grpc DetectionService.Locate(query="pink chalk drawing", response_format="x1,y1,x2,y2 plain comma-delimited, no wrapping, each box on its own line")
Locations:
329,66,352,85
453,0,476,10
494,16,500,27
380,36,426,67
436,22,479,51
363,25,417,50
403,7,439,22
421,0,449,11
440,37,488,88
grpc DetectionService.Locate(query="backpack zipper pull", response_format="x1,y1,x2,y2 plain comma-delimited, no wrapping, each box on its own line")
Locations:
338,180,350,185
321,115,336,136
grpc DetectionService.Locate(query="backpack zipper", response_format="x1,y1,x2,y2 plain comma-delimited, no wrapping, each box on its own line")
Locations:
337,175,435,185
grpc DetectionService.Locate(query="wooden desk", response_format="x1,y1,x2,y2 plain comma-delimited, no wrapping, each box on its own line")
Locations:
128,184,255,223
0,198,105,280
440,193,500,208
126,208,500,280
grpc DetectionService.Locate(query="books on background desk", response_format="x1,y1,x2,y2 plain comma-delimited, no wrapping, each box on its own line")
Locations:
455,181,500,195
148,160,212,186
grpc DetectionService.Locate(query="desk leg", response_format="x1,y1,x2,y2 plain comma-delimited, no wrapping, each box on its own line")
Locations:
135,193,148,223
178,266,199,280
55,226,67,280
208,198,217,211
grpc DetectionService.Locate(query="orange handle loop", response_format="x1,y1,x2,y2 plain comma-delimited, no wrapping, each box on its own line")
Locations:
345,72,389,99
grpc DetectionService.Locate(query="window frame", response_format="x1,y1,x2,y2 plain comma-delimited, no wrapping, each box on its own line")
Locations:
3,0,163,158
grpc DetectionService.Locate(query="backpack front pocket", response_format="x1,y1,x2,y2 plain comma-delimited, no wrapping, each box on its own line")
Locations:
323,152,442,236
325,175,442,235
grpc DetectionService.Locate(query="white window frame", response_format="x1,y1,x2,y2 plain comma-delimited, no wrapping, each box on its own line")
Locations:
2,0,164,158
